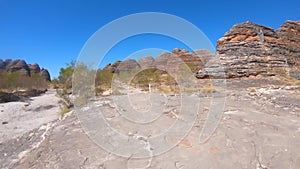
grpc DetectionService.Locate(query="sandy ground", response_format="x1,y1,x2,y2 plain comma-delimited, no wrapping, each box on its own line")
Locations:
0,89,60,143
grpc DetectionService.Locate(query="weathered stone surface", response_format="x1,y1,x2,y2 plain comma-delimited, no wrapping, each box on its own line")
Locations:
0,59,51,81
0,89,47,103
138,56,155,68
277,20,300,43
197,20,300,78
171,48,205,73
276,20,300,66
103,49,214,76
154,52,171,71
152,48,210,73
103,60,121,73
2,78,300,169
101,20,299,79
217,22,285,77
6,60,30,76
0,92,20,103
40,69,51,81
193,49,216,65
116,59,141,72
28,64,41,74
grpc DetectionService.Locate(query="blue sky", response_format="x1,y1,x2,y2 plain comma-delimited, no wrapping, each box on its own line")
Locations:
0,0,299,78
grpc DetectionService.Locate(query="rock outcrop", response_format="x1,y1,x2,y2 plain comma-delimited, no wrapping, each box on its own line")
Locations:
102,21,299,79
0,89,47,103
104,49,214,75
197,20,300,78
152,49,212,73
40,69,51,81
116,59,141,72
276,21,300,66
193,50,216,66
154,52,172,71
28,64,41,73
5,59,30,76
138,56,155,68
103,60,121,73
172,48,205,73
0,59,51,81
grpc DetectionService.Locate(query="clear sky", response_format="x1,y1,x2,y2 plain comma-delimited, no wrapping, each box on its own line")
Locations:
0,0,299,78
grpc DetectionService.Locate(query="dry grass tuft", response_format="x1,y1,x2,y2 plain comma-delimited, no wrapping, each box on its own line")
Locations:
200,84,216,94
60,105,70,117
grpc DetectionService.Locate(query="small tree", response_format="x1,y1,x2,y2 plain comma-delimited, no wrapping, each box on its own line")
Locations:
6,72,20,91
95,69,113,88
58,61,75,90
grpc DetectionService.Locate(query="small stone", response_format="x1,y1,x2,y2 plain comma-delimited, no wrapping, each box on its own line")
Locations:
102,89,112,96
29,132,34,137
223,116,231,120
128,132,134,136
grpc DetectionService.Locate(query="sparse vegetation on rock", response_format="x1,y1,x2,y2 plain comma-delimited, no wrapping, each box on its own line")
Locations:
0,60,50,102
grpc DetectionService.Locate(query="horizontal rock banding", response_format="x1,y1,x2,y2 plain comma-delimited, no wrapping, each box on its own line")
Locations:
198,20,300,78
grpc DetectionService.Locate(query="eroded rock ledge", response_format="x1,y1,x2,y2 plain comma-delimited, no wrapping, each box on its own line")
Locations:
197,20,300,78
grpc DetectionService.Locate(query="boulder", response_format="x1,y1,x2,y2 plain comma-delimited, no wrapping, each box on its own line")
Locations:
0,92,20,103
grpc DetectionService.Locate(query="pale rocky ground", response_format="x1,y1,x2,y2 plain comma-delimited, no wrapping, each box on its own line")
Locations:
0,90,61,168
0,90,60,143
1,79,300,169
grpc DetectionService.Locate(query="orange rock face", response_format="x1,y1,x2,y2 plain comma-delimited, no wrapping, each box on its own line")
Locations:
199,20,300,78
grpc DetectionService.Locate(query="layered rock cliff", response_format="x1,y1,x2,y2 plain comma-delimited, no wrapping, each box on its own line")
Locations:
102,20,299,80
0,59,51,81
197,20,300,78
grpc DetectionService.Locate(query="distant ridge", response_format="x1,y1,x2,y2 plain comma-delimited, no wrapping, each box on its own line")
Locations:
103,48,214,74
0,59,50,81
